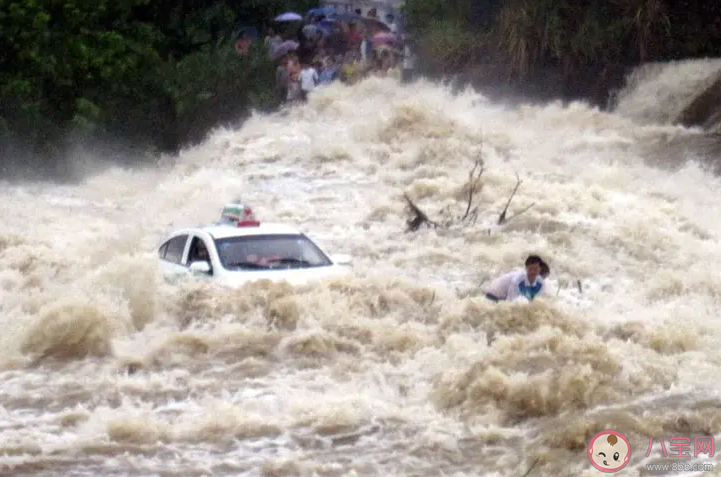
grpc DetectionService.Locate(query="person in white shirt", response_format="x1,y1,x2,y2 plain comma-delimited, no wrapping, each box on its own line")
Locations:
385,14,399,34
401,38,416,83
299,63,319,101
483,255,547,302
360,33,371,68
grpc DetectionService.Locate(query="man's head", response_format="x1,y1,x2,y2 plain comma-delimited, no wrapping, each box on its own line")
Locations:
524,255,543,282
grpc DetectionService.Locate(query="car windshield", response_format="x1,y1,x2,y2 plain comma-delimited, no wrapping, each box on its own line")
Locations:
214,234,332,270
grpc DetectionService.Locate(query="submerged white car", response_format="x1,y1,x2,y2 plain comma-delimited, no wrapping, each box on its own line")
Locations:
157,204,353,288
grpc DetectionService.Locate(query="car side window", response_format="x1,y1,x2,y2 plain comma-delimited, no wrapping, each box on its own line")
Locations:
187,236,211,265
163,235,189,264
158,242,169,259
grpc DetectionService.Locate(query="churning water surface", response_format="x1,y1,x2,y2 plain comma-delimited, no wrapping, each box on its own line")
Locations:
1,61,721,477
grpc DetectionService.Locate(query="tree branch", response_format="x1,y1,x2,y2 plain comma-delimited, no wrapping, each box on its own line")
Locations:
498,172,522,225
502,202,535,224
404,193,441,232
460,159,485,223
402,151,536,233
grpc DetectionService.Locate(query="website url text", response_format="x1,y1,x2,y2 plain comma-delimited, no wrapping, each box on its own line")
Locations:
646,462,713,472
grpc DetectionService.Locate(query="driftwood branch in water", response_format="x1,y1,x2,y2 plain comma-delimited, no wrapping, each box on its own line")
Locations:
460,158,485,224
497,172,535,225
404,193,441,232
404,158,484,232
403,153,537,232
497,172,521,224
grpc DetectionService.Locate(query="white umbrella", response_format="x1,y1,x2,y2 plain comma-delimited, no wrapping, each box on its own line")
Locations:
275,12,303,22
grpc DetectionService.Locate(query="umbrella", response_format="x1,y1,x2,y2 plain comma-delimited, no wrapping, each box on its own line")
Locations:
307,6,335,18
302,24,325,39
371,32,398,46
360,17,391,34
316,20,340,35
270,40,299,60
328,12,360,22
275,12,303,22
231,26,259,41
317,20,336,31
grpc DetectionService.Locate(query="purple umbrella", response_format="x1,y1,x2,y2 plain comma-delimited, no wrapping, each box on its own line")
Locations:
318,20,336,30
275,12,303,22
372,32,398,46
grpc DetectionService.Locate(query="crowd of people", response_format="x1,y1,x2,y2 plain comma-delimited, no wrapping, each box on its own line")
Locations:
237,7,417,105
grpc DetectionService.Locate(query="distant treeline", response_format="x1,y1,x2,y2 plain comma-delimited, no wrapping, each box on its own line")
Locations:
3,0,721,178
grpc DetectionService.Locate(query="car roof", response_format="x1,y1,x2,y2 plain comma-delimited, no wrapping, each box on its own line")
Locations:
170,222,305,240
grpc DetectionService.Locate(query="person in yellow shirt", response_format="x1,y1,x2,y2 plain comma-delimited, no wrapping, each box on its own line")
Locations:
340,52,361,84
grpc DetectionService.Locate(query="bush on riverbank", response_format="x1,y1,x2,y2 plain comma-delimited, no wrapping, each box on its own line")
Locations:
404,0,721,103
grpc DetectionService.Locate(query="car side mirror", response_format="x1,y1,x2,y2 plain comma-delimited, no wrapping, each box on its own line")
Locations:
330,253,352,265
189,261,211,274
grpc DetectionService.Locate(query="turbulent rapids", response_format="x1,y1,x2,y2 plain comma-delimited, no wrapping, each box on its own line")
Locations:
2,62,721,477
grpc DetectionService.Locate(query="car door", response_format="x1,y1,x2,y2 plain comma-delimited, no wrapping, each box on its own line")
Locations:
158,234,191,281
185,234,215,280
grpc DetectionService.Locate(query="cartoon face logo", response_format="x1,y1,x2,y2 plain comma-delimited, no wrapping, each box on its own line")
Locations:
588,430,631,473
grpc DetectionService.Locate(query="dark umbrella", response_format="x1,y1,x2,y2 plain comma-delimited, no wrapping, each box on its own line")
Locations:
317,20,336,32
328,12,361,22
231,26,259,41
307,6,335,18
360,17,391,34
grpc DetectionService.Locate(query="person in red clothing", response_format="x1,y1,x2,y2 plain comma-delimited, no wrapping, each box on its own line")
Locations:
346,22,362,50
234,32,251,56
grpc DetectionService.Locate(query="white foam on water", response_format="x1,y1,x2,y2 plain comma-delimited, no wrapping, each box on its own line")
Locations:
1,65,721,476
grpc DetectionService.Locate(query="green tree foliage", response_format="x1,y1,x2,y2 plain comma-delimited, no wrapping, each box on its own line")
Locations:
405,0,721,96
403,0,482,73
0,0,317,172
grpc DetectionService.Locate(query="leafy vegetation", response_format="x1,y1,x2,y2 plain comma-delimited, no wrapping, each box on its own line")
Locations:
404,0,721,101
0,0,316,177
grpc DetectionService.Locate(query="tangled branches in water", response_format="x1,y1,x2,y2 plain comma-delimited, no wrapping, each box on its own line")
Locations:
404,154,535,233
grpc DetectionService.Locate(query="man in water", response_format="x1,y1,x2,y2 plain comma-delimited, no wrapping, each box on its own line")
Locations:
484,255,546,302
